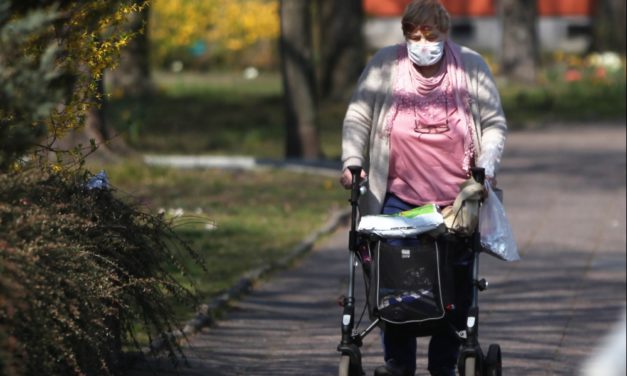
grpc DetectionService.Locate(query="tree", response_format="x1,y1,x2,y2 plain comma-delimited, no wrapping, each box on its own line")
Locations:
280,0,321,159
316,0,365,100
590,0,626,54
149,0,279,69
1,0,147,169
75,1,154,162
0,3,69,171
1,3,203,374
499,0,539,83
60,72,133,164
77,1,155,163
107,0,153,97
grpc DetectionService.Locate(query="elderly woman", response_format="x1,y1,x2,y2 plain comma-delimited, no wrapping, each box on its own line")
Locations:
339,0,507,375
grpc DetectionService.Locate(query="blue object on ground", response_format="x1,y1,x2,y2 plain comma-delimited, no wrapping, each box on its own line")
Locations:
85,170,109,190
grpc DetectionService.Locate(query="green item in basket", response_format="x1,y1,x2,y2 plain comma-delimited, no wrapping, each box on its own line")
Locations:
395,203,439,218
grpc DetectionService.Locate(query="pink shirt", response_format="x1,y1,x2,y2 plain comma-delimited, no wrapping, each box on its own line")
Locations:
387,53,470,207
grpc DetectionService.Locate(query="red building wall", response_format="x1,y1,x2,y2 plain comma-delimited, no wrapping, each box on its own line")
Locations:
537,0,596,16
363,0,596,17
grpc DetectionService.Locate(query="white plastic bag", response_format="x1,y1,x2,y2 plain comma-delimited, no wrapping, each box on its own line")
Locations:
357,203,444,238
479,184,520,261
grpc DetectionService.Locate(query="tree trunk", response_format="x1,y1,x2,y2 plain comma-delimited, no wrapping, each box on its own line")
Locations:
53,74,133,163
107,1,152,97
280,0,321,159
317,0,365,100
499,0,539,83
590,0,626,53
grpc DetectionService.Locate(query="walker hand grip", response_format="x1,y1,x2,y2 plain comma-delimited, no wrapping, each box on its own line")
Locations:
347,166,362,183
346,166,362,252
347,165,362,203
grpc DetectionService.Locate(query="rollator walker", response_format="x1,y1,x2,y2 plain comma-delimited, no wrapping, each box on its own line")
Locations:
337,165,503,376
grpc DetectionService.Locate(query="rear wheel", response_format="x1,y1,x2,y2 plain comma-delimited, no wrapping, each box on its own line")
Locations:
484,344,502,376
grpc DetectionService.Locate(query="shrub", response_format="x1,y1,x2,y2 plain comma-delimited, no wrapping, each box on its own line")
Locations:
1,3,207,375
499,51,626,126
0,168,204,375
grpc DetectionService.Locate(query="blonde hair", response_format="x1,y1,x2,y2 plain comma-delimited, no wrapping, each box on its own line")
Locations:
401,0,450,35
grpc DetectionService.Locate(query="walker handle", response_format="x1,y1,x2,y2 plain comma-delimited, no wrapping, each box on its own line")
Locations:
346,166,362,252
347,165,362,203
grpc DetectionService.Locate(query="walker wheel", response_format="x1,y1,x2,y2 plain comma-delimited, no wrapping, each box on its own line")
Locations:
463,356,478,376
458,351,482,376
338,354,362,376
339,355,350,376
484,344,502,376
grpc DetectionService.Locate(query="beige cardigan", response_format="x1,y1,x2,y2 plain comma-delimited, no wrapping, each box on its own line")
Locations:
341,43,508,215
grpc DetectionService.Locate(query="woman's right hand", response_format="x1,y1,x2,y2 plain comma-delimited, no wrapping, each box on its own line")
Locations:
339,168,367,189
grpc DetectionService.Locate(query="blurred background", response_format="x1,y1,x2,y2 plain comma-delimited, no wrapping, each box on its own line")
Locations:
94,0,625,159
99,0,625,161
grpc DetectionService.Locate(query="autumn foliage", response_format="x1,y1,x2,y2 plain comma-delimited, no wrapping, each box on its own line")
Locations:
150,0,280,69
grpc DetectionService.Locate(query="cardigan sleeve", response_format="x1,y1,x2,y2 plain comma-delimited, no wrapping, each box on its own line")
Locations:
469,52,508,177
341,47,394,171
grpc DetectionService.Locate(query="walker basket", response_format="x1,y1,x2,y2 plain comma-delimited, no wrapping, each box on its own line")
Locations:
368,237,452,325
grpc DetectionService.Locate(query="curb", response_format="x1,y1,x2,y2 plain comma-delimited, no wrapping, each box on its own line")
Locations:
143,155,342,178
145,207,351,355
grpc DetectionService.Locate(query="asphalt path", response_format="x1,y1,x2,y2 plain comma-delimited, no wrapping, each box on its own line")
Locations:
128,124,626,376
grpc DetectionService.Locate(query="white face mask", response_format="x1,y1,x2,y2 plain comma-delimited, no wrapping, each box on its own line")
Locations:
407,40,445,66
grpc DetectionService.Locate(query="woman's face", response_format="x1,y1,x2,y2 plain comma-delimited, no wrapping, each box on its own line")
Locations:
403,23,447,44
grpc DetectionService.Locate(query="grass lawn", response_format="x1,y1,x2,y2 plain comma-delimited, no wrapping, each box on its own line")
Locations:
99,160,348,327
107,71,351,159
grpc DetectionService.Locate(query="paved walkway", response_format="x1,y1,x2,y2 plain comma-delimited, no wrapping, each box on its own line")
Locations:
128,125,626,376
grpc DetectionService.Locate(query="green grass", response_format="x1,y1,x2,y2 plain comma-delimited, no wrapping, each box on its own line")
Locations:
100,161,347,324
106,71,349,159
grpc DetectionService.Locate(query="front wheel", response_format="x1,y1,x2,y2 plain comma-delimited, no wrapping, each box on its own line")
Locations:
464,356,477,376
458,353,482,376
339,354,363,376
484,344,502,376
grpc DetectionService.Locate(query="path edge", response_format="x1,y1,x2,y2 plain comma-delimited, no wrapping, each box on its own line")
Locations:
143,207,351,356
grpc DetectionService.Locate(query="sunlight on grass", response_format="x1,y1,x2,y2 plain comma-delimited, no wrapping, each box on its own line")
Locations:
101,162,347,328
153,70,282,97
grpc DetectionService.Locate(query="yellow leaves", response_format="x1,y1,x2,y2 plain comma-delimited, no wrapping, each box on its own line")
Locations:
115,35,130,50
51,164,63,174
226,39,245,51
151,0,279,62
150,0,218,57
9,161,23,174
11,2,145,155
212,1,279,51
